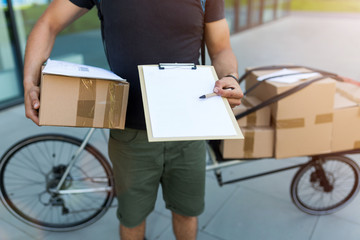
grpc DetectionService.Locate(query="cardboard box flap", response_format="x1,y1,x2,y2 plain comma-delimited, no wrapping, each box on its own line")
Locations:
336,81,360,103
242,96,261,107
257,68,321,84
252,67,313,79
232,96,260,115
232,96,271,127
334,92,358,110
43,58,126,83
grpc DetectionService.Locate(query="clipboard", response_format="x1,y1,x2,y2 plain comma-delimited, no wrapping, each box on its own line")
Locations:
138,63,244,142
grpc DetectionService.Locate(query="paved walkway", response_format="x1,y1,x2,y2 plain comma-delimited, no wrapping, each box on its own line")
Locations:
1,12,360,240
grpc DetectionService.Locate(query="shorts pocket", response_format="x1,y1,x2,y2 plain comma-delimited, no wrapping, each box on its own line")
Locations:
110,129,141,144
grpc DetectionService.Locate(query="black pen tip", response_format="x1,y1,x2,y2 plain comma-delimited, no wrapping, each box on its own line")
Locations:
199,95,205,99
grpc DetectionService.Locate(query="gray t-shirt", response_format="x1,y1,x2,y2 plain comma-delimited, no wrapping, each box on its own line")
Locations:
70,0,225,129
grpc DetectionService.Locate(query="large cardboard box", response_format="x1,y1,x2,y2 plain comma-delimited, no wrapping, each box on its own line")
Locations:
39,73,129,129
220,127,274,159
245,67,336,158
332,93,360,152
232,96,271,127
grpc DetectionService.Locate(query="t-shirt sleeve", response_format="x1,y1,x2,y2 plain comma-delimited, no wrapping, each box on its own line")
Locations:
69,0,95,10
204,0,225,23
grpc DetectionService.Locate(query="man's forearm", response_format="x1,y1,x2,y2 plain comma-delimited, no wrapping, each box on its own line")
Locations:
23,20,56,89
211,47,239,79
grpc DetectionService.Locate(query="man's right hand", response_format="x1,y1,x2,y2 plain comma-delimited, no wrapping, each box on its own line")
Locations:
24,85,40,125
22,0,88,126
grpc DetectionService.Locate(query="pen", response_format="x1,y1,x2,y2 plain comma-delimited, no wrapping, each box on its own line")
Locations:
199,87,235,99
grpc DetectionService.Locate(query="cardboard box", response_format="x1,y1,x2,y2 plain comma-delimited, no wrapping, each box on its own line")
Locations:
336,81,360,103
332,93,360,152
232,96,271,127
275,122,333,159
220,127,274,159
39,74,129,129
245,68,336,120
245,67,337,158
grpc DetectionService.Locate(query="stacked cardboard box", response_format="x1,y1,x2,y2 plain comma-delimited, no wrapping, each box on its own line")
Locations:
221,67,360,160
232,96,271,127
245,67,337,159
220,96,274,159
220,127,274,159
332,88,360,152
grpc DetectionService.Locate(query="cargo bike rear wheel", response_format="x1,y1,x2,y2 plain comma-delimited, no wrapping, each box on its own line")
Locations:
291,155,360,215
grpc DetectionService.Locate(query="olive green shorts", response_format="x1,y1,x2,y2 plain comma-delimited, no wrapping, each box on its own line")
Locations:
108,128,206,228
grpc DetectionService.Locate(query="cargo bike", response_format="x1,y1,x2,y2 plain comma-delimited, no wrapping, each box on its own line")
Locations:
0,65,359,232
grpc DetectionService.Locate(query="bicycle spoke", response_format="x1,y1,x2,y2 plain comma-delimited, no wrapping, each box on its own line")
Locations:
12,153,46,176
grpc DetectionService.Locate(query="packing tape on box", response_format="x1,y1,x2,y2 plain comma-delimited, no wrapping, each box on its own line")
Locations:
315,113,333,124
103,82,124,128
240,98,257,126
276,118,304,129
354,141,360,149
76,79,96,127
244,131,255,158
246,112,257,126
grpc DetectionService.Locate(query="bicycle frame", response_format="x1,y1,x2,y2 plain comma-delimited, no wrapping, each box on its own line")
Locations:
52,128,311,193
51,128,112,195
53,128,360,192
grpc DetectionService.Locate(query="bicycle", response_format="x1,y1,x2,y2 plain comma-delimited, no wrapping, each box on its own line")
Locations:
1,127,360,232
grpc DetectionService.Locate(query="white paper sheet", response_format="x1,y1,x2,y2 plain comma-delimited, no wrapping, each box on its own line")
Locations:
142,65,240,139
257,68,320,83
42,59,125,81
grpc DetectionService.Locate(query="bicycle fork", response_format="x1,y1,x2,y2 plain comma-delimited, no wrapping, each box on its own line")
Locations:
311,158,334,192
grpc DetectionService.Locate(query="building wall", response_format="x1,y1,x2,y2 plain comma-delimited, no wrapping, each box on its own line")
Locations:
0,0,290,110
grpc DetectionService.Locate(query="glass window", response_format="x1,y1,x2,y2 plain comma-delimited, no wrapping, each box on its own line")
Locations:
237,0,249,30
225,0,235,34
263,0,275,23
250,0,261,27
277,0,290,19
0,0,22,103
13,0,108,69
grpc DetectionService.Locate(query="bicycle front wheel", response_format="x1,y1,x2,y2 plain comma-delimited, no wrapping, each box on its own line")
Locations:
0,134,115,231
291,155,360,215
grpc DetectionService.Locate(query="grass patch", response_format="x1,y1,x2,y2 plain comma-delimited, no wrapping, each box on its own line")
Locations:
291,0,360,12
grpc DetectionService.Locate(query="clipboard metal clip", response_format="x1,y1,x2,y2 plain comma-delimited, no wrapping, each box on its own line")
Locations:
158,63,197,70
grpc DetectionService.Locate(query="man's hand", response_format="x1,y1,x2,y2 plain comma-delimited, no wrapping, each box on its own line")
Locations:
24,84,40,125
214,75,243,108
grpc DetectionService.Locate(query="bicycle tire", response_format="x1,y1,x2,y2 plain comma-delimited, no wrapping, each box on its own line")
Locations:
0,134,115,231
290,155,360,215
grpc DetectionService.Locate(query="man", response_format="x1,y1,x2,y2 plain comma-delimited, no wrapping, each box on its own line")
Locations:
24,0,243,239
